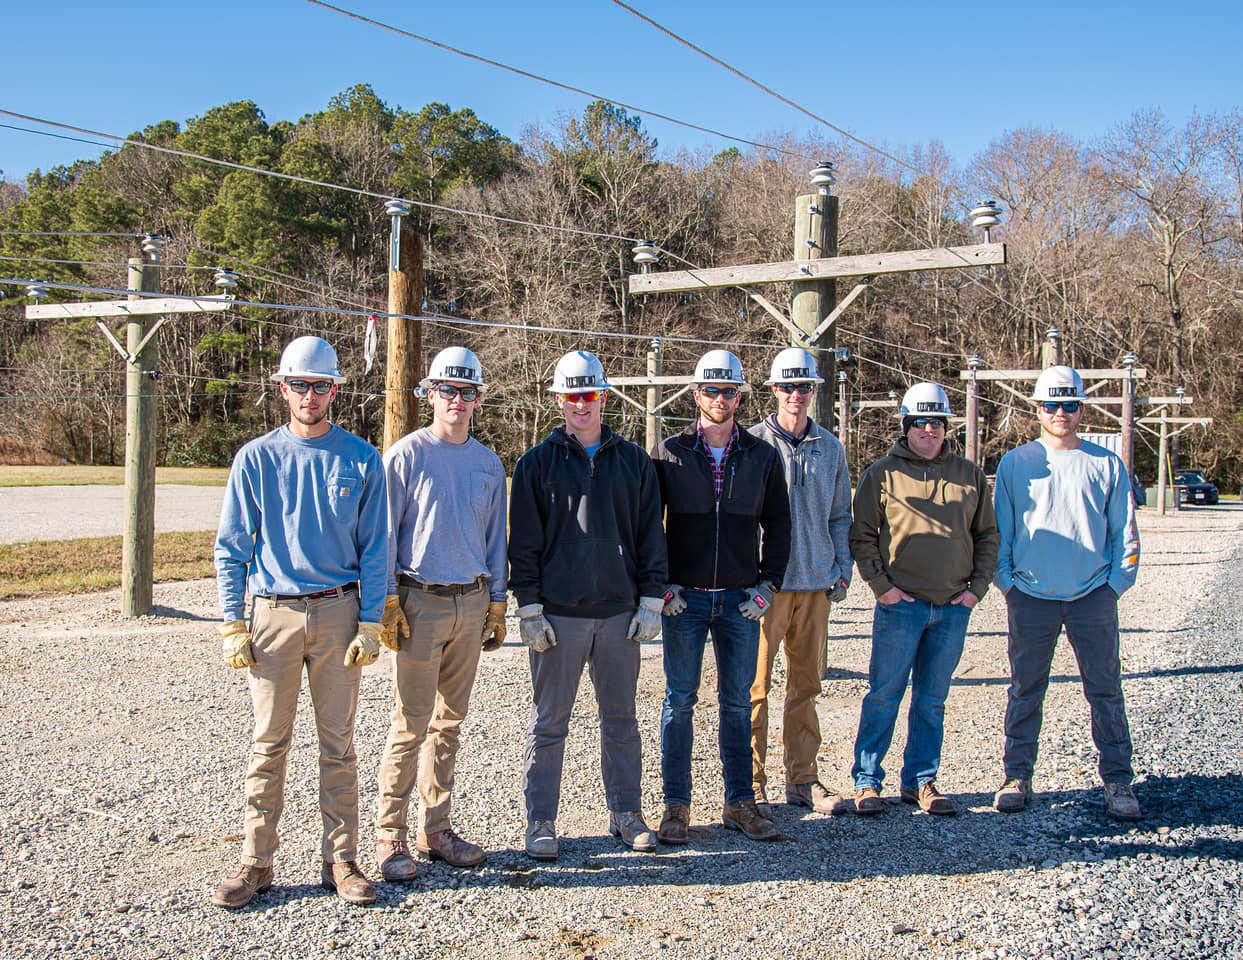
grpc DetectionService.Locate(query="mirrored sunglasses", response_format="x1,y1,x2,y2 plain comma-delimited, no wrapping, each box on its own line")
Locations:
434,383,479,401
775,382,814,395
560,390,604,403
285,379,334,395
1040,401,1081,414
910,417,946,430
699,386,740,399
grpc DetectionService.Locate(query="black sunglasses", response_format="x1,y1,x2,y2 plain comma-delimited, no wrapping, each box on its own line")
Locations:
285,379,334,395
910,417,946,429
1040,401,1081,414
433,383,479,401
699,386,741,399
775,383,814,395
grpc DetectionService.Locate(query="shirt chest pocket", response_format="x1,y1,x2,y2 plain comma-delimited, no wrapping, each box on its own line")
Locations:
327,474,363,522
470,471,497,515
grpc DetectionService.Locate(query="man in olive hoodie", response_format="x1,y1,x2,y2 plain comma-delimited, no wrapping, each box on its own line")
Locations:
848,383,998,816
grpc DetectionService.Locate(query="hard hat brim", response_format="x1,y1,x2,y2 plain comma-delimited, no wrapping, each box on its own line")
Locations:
695,381,752,392
762,376,824,385
547,383,611,393
271,371,347,384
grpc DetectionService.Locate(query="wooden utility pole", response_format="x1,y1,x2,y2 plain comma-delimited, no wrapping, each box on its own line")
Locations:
792,167,837,429
382,202,423,451
1041,326,1062,368
1120,353,1137,478
964,356,982,464
836,371,849,463
645,339,662,451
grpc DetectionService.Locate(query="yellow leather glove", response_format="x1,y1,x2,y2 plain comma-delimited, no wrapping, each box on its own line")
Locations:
219,620,255,669
344,622,383,667
380,594,409,652
481,600,508,651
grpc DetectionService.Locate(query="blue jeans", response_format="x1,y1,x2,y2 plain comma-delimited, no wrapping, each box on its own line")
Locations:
660,588,760,806
852,598,972,792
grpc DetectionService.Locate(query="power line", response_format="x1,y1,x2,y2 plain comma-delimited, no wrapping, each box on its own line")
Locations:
0,229,143,238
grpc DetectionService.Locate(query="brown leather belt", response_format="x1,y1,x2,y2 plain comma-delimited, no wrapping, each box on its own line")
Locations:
263,583,358,602
398,574,486,597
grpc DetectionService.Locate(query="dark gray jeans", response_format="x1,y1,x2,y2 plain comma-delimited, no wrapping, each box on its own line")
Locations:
1003,584,1134,783
522,611,642,821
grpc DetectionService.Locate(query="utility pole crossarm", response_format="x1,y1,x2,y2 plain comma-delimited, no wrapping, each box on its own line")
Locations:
958,368,1147,380
25,296,230,319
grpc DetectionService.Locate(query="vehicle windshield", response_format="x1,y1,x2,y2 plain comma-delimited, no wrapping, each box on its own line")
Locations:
1175,471,1206,484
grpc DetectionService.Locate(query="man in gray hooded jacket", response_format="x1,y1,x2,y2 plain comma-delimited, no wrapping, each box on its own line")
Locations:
748,348,853,815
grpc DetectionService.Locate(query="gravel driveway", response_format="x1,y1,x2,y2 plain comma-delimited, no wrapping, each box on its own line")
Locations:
0,484,224,543
0,505,1239,959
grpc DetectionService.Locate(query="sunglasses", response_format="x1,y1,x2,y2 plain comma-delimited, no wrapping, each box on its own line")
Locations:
433,383,479,401
1040,401,1081,414
910,417,946,430
560,390,604,403
285,379,334,395
775,383,814,396
698,386,741,399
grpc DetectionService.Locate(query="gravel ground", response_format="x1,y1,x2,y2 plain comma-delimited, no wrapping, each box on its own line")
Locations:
0,485,224,543
0,504,1239,959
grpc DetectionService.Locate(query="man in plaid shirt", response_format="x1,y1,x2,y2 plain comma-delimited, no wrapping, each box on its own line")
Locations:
649,349,791,845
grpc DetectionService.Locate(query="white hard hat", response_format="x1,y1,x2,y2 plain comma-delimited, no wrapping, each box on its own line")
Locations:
547,350,610,393
1032,365,1087,402
764,347,824,385
421,346,485,389
899,382,953,418
271,336,345,383
693,349,751,391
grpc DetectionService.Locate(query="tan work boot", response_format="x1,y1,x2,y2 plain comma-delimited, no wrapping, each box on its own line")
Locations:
900,781,958,815
211,863,273,909
994,777,1033,813
375,838,418,882
787,780,853,816
417,829,486,868
657,803,690,845
524,820,558,861
321,861,376,905
1104,782,1142,821
854,786,885,816
722,799,779,841
609,810,657,852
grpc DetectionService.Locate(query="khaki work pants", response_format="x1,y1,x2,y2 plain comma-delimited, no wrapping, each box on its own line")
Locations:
750,589,830,793
375,583,489,840
241,590,361,868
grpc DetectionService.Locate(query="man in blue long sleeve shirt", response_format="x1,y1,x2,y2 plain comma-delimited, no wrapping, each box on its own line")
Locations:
212,336,388,909
992,366,1142,821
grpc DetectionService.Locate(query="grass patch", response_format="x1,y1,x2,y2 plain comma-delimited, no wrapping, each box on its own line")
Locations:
0,465,229,487
0,530,216,600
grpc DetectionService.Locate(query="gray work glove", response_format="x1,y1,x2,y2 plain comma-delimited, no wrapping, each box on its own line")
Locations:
517,603,557,653
626,595,665,643
739,580,777,621
827,578,848,604
662,585,687,617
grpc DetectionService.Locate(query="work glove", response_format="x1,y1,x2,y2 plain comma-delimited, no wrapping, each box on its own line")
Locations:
827,578,849,604
219,620,255,669
344,622,383,667
482,600,508,651
626,595,665,644
662,585,687,617
380,594,409,652
739,580,777,621
517,603,557,653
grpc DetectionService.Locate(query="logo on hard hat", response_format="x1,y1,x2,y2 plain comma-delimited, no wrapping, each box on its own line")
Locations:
781,367,811,378
916,401,944,412
701,368,735,381
442,365,477,380
564,375,598,388
1047,386,1077,397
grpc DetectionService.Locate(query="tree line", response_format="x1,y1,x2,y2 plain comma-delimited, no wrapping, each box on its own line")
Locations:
2,85,1240,487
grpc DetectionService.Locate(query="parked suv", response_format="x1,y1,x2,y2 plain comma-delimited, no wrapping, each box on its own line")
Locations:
1173,470,1219,505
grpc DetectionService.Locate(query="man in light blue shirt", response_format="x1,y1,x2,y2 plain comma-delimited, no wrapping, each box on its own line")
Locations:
992,366,1142,821
212,336,388,909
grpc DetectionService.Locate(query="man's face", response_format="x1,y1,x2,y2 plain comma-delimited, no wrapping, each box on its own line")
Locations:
905,417,946,460
771,381,814,418
695,383,742,425
281,377,336,428
559,390,605,434
429,380,480,426
1037,400,1084,439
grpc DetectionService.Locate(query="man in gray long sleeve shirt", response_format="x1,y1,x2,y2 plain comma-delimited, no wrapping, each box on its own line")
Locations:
374,347,508,878
748,348,853,816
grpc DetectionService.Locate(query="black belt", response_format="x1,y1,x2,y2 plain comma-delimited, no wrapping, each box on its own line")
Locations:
262,583,358,602
398,573,486,597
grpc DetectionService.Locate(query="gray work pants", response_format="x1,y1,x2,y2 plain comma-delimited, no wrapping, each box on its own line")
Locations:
522,611,642,821
1003,584,1134,783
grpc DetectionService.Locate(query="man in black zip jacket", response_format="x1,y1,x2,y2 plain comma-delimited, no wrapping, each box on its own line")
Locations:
509,351,669,862
650,349,791,844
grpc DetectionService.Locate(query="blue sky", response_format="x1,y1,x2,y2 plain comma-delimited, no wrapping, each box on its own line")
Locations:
3,0,1240,182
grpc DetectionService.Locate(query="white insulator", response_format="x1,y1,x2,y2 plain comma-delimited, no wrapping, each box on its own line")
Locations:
1046,325,1061,341
1122,351,1137,368
809,161,836,194
970,200,1003,228
968,354,984,369
27,281,49,301
214,267,239,292
141,234,165,258
834,347,852,363
632,240,659,269
385,199,412,218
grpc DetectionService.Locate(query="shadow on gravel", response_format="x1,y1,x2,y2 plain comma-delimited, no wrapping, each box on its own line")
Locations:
148,605,215,622
949,662,1243,687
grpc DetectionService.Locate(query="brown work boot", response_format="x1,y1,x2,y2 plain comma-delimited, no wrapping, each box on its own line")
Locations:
722,799,779,841
1104,782,1142,821
320,861,376,905
994,777,1033,813
657,803,690,845
416,828,486,868
900,781,958,815
211,863,273,909
754,785,773,819
854,786,885,816
375,838,418,882
787,780,853,816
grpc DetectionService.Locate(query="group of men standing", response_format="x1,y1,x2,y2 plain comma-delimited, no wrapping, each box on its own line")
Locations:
211,335,1141,909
